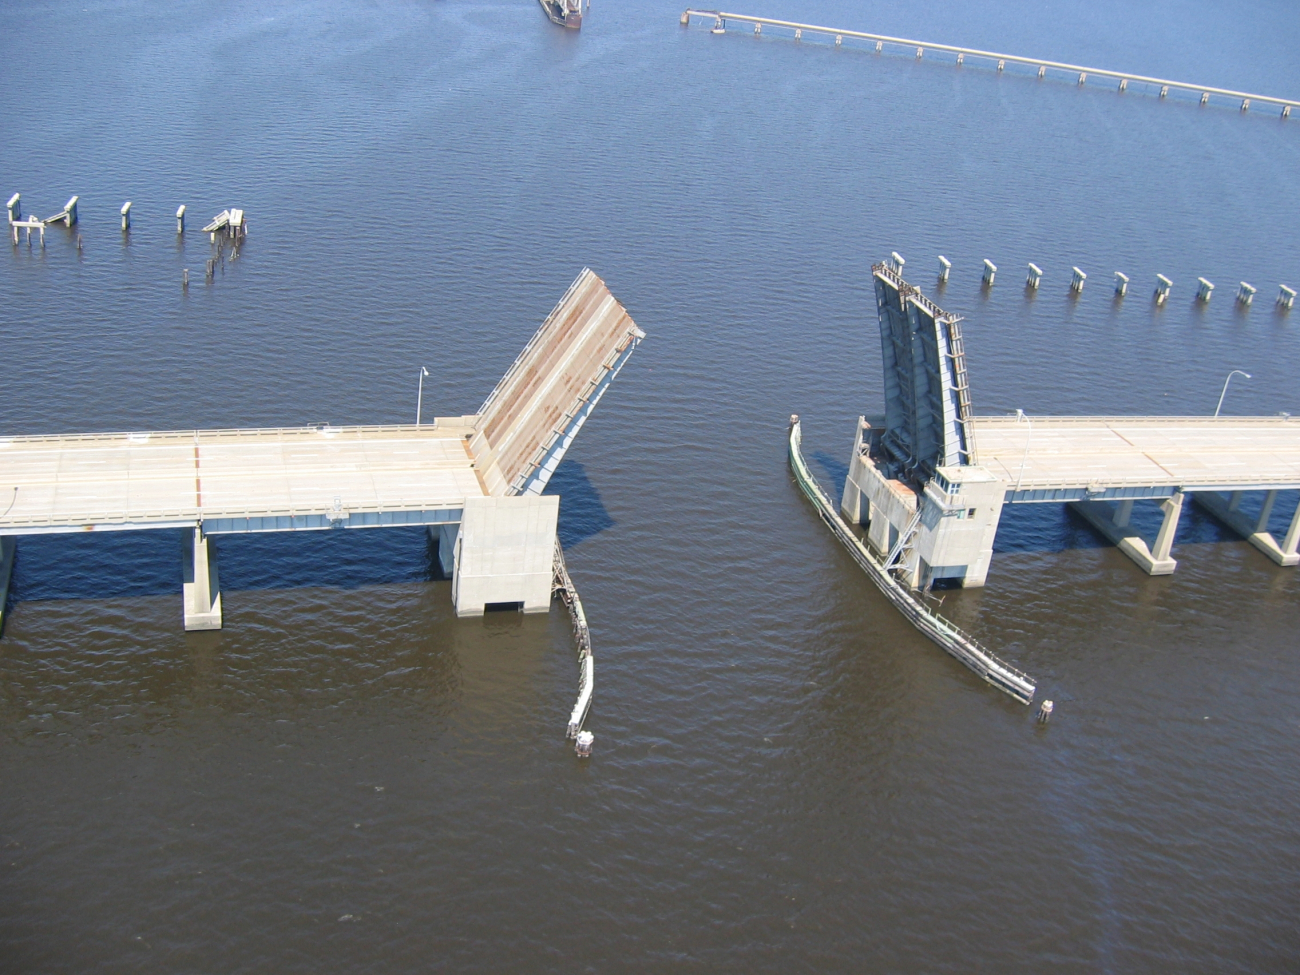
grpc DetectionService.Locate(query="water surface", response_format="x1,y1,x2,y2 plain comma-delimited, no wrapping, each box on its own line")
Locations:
1,1,1298,971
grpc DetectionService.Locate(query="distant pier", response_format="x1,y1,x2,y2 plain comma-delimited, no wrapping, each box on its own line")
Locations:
681,9,1300,117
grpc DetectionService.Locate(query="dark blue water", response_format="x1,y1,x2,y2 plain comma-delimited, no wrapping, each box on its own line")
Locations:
2,1,1298,971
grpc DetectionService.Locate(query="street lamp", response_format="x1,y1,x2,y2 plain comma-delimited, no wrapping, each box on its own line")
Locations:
1214,370,1251,417
416,366,430,427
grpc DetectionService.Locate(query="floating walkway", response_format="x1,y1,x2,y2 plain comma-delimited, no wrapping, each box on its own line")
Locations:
681,9,1299,117
788,416,1036,705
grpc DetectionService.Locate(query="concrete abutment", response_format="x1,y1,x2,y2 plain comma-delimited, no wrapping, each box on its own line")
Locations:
446,495,559,617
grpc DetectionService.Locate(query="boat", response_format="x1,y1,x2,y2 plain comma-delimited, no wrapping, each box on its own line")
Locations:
538,0,582,29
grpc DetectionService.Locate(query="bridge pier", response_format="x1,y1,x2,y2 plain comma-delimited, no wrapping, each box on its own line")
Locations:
1071,492,1183,575
182,527,222,631
0,537,14,634
448,495,558,616
432,523,459,578
1194,490,1300,567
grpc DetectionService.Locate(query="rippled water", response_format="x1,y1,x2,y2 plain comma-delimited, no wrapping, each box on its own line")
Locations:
2,0,1299,971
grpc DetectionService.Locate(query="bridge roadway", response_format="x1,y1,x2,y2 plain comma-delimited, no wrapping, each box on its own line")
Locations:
0,268,646,629
0,420,485,536
968,415,1300,502
967,413,1300,574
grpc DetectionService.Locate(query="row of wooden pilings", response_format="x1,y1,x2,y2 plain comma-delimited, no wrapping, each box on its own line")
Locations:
8,193,248,291
7,193,245,242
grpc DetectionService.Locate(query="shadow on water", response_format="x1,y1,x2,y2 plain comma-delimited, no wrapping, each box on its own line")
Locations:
545,459,614,549
9,526,438,605
811,450,850,497
993,496,1244,554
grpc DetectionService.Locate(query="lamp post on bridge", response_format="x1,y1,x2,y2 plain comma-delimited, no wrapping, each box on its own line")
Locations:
416,366,430,427
1214,370,1251,417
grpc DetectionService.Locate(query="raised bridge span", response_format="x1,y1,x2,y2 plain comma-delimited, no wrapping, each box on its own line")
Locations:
0,268,645,630
838,261,1300,590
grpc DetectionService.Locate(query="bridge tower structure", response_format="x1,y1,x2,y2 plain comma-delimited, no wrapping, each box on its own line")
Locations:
841,260,1005,589
839,260,1300,588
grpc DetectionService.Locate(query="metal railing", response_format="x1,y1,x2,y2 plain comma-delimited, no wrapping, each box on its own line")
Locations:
0,421,475,447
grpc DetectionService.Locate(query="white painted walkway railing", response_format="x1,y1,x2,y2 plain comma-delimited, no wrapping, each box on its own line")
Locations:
683,9,1299,116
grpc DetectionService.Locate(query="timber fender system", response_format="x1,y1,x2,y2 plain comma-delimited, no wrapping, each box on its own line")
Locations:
788,417,1036,705
553,540,596,741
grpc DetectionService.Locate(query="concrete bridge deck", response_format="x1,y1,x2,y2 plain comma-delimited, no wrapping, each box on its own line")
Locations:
0,268,645,629
0,421,483,536
969,415,1300,502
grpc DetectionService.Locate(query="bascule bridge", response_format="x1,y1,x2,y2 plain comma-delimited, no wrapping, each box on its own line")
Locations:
840,260,1300,588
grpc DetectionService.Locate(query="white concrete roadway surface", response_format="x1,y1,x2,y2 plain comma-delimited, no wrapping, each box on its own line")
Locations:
968,415,1300,491
0,422,486,534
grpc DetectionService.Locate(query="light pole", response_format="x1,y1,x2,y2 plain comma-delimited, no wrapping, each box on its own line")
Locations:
1214,370,1251,417
1015,408,1032,492
416,366,430,427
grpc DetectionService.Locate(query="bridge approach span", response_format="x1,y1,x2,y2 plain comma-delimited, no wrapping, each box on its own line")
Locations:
0,268,645,628
970,415,1300,503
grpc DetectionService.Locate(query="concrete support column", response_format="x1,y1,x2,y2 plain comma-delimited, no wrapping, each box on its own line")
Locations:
1192,490,1299,567
1113,499,1134,528
840,422,869,525
1254,491,1277,532
452,495,558,617
0,537,14,635
1070,495,1180,575
431,523,459,578
182,526,222,630
1150,491,1184,563
1281,499,1300,562
840,474,865,525
868,514,891,558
